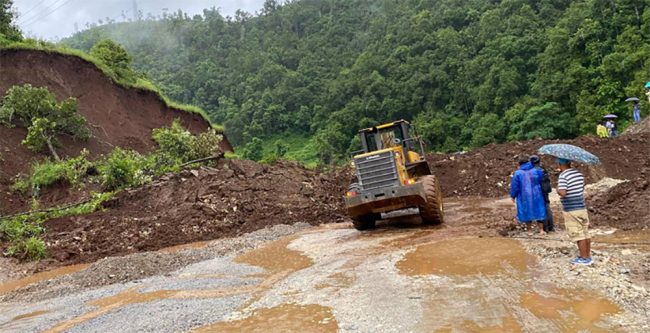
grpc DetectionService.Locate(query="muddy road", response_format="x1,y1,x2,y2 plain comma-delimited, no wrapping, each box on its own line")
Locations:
0,198,648,332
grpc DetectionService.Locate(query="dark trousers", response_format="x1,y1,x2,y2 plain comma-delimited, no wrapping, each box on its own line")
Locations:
543,201,554,232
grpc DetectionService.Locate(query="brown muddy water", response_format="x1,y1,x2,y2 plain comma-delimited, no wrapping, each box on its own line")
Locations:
396,238,531,276
192,303,338,333
0,264,88,295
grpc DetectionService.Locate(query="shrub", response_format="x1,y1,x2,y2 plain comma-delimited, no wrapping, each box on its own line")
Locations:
97,148,146,190
89,39,138,83
242,137,264,161
152,119,222,166
14,149,91,196
7,237,47,260
190,129,223,161
152,119,195,162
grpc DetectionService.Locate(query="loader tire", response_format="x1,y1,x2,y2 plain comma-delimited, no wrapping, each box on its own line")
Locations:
352,214,379,230
419,175,444,225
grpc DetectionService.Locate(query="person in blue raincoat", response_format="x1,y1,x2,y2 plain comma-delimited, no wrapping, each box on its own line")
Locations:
510,158,547,236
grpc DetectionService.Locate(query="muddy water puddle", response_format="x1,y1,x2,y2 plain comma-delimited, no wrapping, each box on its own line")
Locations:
234,236,313,274
160,240,213,253
458,314,523,333
521,289,621,332
397,238,531,276
192,303,338,333
594,230,650,246
0,264,89,294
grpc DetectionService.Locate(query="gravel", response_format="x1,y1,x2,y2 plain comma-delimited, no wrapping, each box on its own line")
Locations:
0,222,311,304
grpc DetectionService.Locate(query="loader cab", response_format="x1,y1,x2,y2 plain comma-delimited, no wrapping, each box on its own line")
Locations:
359,120,419,156
357,120,430,176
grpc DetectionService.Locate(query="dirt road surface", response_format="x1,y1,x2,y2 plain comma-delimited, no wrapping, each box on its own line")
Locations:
0,198,648,332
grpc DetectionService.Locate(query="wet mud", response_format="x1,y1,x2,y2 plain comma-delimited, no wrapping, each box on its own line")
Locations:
396,238,530,276
0,264,88,295
192,304,338,333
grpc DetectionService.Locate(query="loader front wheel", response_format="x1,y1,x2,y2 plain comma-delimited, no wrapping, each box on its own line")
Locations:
352,214,379,230
419,175,444,225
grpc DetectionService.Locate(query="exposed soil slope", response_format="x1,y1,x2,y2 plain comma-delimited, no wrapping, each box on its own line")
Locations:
42,160,347,265
428,133,650,198
0,48,231,212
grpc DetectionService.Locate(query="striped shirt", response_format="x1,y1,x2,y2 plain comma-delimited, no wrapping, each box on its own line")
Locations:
558,168,586,211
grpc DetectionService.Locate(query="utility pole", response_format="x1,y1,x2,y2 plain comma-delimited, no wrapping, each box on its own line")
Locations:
132,0,138,21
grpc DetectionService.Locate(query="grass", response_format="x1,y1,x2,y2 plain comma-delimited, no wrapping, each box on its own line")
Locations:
256,133,321,169
0,39,223,132
13,151,92,195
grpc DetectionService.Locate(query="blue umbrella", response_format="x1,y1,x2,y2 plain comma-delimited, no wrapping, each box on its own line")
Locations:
538,144,601,165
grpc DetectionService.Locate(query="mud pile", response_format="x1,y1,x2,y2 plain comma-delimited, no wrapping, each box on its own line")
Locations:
428,133,649,198
43,159,347,265
590,162,650,230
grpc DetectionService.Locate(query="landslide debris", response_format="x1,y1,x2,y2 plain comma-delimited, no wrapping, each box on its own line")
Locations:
590,162,650,230
42,160,347,265
427,133,649,198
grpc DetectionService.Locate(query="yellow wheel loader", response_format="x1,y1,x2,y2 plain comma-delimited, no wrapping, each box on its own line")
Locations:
344,120,444,230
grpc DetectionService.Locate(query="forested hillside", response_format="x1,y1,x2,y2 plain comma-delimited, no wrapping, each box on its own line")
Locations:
63,0,650,163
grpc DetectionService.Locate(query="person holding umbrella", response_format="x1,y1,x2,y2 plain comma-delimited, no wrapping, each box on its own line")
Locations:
538,144,600,266
603,115,618,137
626,97,641,123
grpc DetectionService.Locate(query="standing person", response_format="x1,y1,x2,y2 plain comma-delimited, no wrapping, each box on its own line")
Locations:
596,121,608,138
530,155,554,232
557,158,592,265
510,158,547,236
605,119,614,137
632,100,641,123
645,82,650,104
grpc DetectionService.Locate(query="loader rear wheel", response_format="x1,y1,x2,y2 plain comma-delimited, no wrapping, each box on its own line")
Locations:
419,175,444,225
352,213,379,230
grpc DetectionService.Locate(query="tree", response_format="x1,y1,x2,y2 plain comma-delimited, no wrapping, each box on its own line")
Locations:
0,85,90,160
0,0,21,41
89,39,137,83
61,0,649,163
242,137,263,161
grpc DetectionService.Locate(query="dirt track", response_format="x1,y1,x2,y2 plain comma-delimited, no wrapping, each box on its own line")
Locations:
1,197,648,332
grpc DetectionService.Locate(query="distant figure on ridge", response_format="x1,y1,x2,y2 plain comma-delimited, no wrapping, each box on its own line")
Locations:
596,121,608,138
632,100,641,123
510,158,547,236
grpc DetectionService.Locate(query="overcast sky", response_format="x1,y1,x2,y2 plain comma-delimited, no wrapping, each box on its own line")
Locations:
12,0,266,40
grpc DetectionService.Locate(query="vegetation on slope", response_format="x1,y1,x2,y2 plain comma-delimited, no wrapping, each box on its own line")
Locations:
63,0,649,163
1,119,223,260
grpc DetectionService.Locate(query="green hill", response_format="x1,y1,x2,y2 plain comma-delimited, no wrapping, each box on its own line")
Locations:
63,0,649,163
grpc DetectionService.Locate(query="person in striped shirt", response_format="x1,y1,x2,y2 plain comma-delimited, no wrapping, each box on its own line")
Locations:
557,158,592,265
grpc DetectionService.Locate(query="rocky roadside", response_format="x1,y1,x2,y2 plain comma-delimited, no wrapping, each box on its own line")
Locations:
520,232,650,331
0,222,313,304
